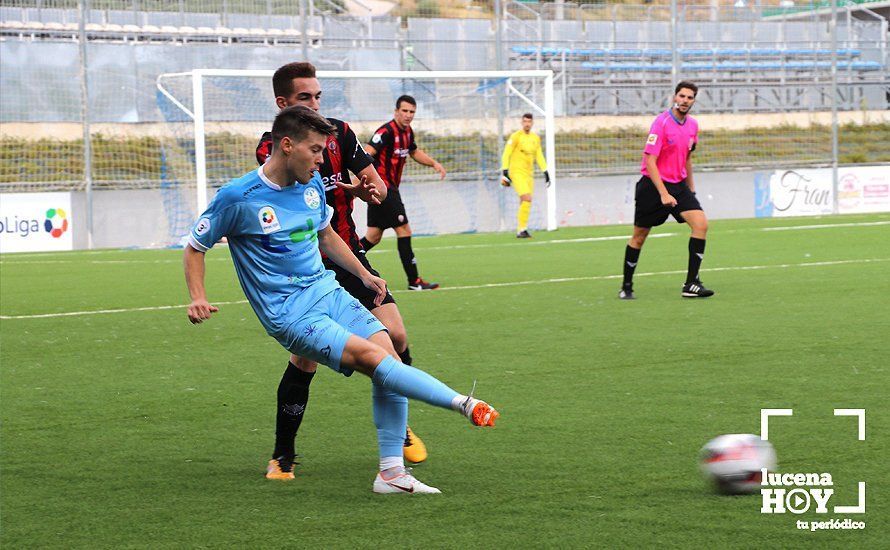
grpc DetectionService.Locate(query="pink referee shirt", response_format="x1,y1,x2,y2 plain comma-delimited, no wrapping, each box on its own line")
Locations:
640,110,699,184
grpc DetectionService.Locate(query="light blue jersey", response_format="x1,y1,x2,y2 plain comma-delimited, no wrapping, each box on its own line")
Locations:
189,166,338,341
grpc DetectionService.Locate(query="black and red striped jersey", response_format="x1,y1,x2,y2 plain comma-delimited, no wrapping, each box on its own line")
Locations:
256,118,373,252
367,120,417,189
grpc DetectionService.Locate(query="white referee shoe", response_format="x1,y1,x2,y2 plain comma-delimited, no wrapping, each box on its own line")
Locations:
373,468,441,494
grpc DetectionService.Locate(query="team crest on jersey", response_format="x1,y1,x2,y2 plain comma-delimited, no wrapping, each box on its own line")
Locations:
647,133,658,145
194,217,211,236
258,206,281,234
328,139,337,152
303,187,322,209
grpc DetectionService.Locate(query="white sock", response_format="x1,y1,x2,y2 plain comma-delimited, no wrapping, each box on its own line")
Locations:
451,394,470,412
379,456,404,473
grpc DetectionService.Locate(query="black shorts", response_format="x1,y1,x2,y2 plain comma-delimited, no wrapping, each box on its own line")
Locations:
633,176,703,228
367,186,408,229
323,250,396,311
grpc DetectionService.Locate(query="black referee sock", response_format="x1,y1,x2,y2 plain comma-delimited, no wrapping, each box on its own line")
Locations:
397,236,420,283
687,237,707,284
273,362,315,459
623,245,641,286
360,237,376,251
398,346,413,366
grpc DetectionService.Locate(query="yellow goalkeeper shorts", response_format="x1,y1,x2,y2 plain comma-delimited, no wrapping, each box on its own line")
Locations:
510,174,534,196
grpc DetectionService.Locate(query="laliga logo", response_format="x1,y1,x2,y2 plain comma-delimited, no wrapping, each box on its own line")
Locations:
44,208,69,238
760,409,866,515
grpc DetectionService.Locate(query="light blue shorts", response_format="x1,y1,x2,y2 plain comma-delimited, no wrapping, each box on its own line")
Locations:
280,287,387,376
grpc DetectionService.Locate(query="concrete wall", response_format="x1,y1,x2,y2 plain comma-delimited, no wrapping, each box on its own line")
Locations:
61,168,769,250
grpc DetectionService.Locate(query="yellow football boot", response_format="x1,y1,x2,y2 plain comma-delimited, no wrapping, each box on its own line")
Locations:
266,456,295,480
403,426,428,464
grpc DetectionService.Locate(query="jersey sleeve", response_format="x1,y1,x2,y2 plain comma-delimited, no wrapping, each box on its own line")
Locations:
408,130,417,152
188,187,239,252
691,120,699,152
341,122,373,174
535,135,548,172
256,132,273,166
319,205,334,231
643,118,665,158
368,125,393,153
501,132,517,170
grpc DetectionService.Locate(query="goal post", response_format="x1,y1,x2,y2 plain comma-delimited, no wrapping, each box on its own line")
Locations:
156,69,558,238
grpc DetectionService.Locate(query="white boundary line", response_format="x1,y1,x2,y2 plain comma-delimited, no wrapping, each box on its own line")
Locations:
2,257,887,320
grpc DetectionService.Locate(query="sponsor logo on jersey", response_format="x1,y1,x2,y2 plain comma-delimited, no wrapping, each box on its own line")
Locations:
321,173,343,191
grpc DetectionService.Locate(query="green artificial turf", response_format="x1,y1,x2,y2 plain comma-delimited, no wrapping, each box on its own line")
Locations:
1,214,888,548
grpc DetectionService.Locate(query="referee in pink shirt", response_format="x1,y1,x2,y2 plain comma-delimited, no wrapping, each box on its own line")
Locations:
620,81,714,299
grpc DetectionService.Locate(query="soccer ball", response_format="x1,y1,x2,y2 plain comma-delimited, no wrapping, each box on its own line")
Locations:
700,433,777,494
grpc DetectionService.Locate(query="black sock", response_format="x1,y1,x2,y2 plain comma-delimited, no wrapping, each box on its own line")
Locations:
398,346,412,366
623,245,641,286
273,362,315,459
397,236,420,283
687,237,706,284
360,237,376,251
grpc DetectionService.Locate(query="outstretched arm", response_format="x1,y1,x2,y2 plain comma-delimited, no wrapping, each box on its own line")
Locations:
410,148,446,180
184,245,219,324
317,225,387,306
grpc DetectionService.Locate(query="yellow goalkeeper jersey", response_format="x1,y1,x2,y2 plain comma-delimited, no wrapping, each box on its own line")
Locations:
501,130,547,177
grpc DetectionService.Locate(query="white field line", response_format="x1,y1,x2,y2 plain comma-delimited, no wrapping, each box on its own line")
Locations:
3,218,887,265
760,220,890,231
2,257,888,320
0,299,250,320
376,232,676,252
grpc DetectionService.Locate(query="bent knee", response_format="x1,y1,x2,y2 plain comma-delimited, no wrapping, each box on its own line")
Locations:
352,340,390,373
292,354,318,372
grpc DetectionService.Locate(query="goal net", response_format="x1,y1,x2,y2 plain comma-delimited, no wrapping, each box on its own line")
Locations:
155,69,556,242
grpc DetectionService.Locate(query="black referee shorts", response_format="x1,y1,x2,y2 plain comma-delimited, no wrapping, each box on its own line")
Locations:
633,176,703,228
367,186,409,229
323,251,396,311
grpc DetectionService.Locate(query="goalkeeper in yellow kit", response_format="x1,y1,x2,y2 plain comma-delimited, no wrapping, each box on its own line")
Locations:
500,113,550,238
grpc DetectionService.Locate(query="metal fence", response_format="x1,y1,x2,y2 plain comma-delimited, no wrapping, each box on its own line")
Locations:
1,1,888,192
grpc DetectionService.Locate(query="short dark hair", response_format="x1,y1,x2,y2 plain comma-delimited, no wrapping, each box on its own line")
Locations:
522,113,533,120
272,62,316,98
675,80,698,97
396,95,416,109
271,105,336,146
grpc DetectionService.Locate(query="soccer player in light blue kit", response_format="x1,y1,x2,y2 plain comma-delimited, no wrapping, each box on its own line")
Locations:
184,106,499,494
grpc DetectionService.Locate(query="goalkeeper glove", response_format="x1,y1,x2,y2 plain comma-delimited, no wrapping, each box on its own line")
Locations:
501,169,512,187
544,170,551,187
